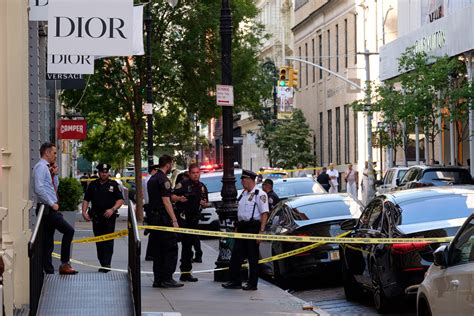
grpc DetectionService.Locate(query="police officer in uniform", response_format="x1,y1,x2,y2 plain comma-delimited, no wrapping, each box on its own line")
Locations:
173,163,208,282
262,179,280,211
147,155,186,288
82,163,124,272
222,170,269,291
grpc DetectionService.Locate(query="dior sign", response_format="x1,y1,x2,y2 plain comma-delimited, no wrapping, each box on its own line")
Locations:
29,0,48,21
48,54,94,74
48,0,133,56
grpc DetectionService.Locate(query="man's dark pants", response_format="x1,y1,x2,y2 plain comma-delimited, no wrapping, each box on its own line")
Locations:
92,215,116,267
39,205,75,273
228,224,260,286
144,204,156,260
180,218,200,272
150,213,178,283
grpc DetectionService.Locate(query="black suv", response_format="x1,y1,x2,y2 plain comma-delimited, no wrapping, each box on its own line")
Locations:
396,165,473,190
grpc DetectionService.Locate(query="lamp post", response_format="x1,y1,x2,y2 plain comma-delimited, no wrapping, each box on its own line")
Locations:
214,0,238,282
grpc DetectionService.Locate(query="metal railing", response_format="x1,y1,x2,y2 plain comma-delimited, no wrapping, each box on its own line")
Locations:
127,201,141,316
28,204,46,316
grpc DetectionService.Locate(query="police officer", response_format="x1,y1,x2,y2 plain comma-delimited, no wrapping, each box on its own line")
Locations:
262,179,280,210
143,164,159,261
173,163,208,282
82,163,124,272
222,170,269,291
147,155,186,288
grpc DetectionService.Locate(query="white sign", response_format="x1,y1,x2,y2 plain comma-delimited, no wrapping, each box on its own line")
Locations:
143,103,152,115
216,85,234,106
133,5,144,56
48,54,94,74
48,0,134,56
29,0,48,21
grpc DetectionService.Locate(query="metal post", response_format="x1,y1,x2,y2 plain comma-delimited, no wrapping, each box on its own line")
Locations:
466,52,474,175
415,117,420,164
145,3,154,168
273,81,278,120
215,0,237,282
364,50,375,202
450,104,455,165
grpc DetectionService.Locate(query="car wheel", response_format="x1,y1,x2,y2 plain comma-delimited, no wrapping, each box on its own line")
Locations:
417,297,432,316
341,257,361,301
371,262,391,313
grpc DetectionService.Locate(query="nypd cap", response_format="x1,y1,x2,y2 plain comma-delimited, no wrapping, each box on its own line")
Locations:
240,169,257,180
97,163,111,173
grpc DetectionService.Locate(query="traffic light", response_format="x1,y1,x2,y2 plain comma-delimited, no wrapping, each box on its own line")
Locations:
278,67,289,86
288,67,299,88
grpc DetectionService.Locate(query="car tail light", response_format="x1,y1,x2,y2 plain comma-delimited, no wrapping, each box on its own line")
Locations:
391,242,430,254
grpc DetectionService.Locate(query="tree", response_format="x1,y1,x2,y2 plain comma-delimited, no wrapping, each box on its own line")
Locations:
263,109,314,169
61,1,270,220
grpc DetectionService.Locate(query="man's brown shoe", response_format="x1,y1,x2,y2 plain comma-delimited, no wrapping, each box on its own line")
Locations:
59,263,78,275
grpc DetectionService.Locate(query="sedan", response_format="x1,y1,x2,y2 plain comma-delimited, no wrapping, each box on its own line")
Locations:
339,186,474,313
417,213,474,316
396,165,472,190
260,193,363,284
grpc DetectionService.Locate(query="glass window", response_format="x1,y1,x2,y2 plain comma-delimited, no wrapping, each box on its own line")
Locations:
450,218,474,266
359,200,383,229
291,198,361,221
421,169,472,185
384,170,394,185
396,169,407,181
398,194,474,225
201,174,243,193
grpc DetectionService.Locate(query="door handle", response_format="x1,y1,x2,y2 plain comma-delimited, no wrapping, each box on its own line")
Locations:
450,280,460,288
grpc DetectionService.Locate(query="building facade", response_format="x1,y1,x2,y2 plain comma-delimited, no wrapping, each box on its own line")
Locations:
292,0,398,176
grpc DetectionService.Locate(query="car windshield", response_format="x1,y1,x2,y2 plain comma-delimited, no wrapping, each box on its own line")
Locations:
397,170,407,180
421,170,472,185
290,198,361,221
398,194,474,225
201,175,244,193
269,180,323,198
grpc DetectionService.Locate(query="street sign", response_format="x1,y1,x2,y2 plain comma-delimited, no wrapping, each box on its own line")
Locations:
143,103,152,115
216,84,234,106
46,73,85,89
57,119,87,140
233,136,243,144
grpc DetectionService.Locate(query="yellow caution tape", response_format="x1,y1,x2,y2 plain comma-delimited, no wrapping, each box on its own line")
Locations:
140,225,453,244
54,229,128,245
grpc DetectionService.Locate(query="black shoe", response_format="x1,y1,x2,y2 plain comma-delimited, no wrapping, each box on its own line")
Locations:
242,283,258,291
98,265,111,273
180,274,198,282
145,256,154,261
222,282,242,289
160,279,184,288
152,282,162,288
193,257,202,263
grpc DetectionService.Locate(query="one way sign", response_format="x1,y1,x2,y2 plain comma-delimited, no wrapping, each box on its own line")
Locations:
216,85,234,106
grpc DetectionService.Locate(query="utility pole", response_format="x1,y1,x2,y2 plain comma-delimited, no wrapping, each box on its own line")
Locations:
145,3,154,168
363,49,376,202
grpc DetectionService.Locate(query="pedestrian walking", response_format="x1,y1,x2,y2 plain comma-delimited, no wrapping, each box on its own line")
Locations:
361,161,374,205
143,164,159,261
147,155,184,288
173,163,208,282
316,167,331,192
345,163,358,197
262,179,280,211
222,170,269,291
327,163,339,193
33,142,77,275
81,163,124,273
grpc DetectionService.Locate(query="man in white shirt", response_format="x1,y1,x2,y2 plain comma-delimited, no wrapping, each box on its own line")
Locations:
327,163,339,193
222,170,269,291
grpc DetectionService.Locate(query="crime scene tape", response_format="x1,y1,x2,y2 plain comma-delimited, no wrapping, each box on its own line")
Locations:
140,225,453,244
51,232,351,275
54,229,128,245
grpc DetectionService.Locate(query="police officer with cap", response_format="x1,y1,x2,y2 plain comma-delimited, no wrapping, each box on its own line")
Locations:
262,179,280,210
173,163,208,282
222,170,269,291
147,154,186,288
82,163,124,272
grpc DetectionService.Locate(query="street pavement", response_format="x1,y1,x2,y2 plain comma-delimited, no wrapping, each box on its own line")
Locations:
65,214,314,316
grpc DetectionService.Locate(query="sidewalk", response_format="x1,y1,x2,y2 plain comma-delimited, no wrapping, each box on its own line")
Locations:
67,215,314,316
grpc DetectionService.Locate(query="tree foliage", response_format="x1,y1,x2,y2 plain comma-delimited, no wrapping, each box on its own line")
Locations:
261,109,314,169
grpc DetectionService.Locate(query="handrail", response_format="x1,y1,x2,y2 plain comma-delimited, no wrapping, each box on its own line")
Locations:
127,200,141,316
28,204,46,316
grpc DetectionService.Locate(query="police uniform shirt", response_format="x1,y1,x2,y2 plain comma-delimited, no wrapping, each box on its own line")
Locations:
267,190,280,210
147,170,172,211
84,179,123,213
238,187,269,221
173,179,209,212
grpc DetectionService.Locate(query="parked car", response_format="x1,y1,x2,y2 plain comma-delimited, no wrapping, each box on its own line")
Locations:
339,186,474,313
396,165,472,190
376,167,409,195
198,170,243,231
417,213,474,316
257,177,327,199
260,193,363,284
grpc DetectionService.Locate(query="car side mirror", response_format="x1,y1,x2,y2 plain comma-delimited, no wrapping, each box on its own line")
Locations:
340,218,357,231
374,180,383,187
396,178,401,186
433,245,448,268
